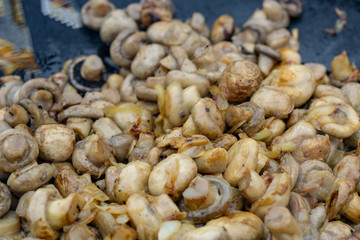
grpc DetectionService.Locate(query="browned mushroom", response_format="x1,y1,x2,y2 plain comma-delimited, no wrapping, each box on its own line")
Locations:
140,0,173,27
81,0,115,31
219,60,263,102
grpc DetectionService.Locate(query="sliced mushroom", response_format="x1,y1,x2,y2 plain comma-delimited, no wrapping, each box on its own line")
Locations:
72,134,115,178
106,161,151,204
57,104,104,122
191,98,225,140
26,187,84,239
180,175,232,224
110,30,149,68
148,153,197,199
225,102,265,136
7,162,55,195
110,133,136,162
68,55,107,92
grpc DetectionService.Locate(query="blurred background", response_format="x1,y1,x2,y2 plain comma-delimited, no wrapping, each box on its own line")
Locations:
4,0,360,77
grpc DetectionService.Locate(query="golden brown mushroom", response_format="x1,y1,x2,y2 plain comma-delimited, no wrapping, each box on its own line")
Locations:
219,60,263,102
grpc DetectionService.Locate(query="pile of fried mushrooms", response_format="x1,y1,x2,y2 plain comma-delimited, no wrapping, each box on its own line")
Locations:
0,0,360,239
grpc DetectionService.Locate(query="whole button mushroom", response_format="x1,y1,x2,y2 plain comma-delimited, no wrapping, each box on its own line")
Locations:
0,129,39,173
219,60,263,102
191,98,225,140
100,10,138,44
0,79,23,108
148,153,197,199
35,124,76,162
81,0,115,31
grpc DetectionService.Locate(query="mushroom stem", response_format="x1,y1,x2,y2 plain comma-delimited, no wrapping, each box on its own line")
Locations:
80,55,105,82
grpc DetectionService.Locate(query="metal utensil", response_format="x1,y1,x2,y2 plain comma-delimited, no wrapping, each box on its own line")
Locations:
40,0,82,29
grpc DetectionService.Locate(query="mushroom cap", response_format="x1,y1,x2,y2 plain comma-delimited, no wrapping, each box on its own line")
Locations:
68,55,107,92
100,9,138,44
35,124,76,162
7,163,55,195
81,0,115,31
219,60,263,102
0,129,39,172
19,78,61,102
